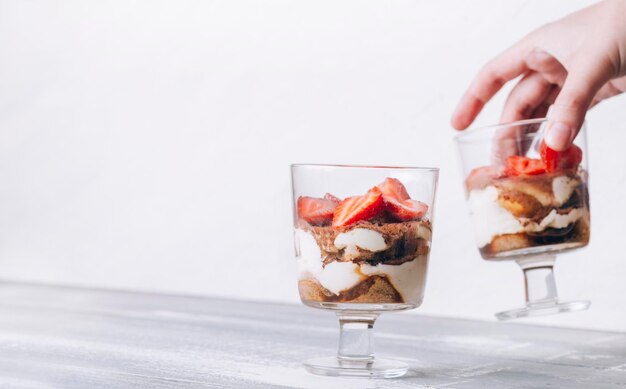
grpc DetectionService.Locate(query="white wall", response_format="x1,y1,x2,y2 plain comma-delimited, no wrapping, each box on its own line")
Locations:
1,0,625,331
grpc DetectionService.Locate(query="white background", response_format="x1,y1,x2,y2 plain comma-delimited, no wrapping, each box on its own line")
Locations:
1,0,625,331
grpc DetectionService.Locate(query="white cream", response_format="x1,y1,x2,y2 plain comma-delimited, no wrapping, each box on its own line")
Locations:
468,186,522,247
552,176,579,205
294,229,323,279
315,261,365,295
296,253,428,301
334,228,387,256
534,208,585,231
468,185,585,247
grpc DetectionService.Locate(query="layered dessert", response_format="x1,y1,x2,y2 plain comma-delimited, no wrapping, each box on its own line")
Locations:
295,178,432,306
466,141,590,259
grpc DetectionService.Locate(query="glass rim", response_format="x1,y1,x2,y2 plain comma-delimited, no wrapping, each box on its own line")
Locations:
454,117,549,144
290,163,439,172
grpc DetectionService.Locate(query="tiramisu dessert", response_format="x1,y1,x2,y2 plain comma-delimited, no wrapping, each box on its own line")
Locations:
294,178,432,306
465,141,590,259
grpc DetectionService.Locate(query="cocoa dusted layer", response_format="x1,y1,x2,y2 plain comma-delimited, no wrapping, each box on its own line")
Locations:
298,219,431,266
299,276,403,304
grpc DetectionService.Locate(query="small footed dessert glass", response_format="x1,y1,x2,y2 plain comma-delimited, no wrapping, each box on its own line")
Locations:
291,164,438,378
455,118,591,321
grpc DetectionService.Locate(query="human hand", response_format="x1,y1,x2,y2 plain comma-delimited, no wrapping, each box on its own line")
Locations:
451,0,626,151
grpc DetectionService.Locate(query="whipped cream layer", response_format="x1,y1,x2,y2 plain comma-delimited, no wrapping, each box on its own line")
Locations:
295,228,429,301
468,184,585,248
334,228,388,257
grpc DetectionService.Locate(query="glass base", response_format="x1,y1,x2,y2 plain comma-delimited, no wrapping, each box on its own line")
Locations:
495,300,591,321
489,241,586,259
304,357,408,378
302,300,418,312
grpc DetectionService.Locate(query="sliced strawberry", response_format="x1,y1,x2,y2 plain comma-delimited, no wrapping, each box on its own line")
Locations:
323,193,341,203
377,177,410,202
539,140,583,173
332,187,384,229
465,165,501,191
386,198,428,221
504,156,546,176
376,177,430,221
297,196,337,226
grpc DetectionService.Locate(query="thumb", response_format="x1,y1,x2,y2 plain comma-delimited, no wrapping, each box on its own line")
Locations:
545,64,609,151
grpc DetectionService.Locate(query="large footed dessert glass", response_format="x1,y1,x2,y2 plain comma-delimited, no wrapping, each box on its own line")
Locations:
291,164,438,378
455,118,591,321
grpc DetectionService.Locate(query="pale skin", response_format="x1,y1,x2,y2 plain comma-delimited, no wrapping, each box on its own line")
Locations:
451,0,626,151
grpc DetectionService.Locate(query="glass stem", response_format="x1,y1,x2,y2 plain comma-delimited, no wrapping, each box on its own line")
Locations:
336,312,379,362
516,255,558,306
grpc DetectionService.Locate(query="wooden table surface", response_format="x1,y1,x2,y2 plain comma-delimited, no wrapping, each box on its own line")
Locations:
0,281,624,388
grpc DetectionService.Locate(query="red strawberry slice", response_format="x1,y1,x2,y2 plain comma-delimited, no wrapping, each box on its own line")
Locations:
386,198,429,221
324,193,341,203
377,177,410,201
332,187,384,228
539,140,583,172
505,156,546,176
377,177,429,221
297,196,337,226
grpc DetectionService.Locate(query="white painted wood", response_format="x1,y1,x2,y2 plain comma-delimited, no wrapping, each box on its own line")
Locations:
0,282,624,388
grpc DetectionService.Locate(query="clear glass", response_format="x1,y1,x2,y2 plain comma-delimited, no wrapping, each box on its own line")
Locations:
455,118,591,320
291,164,439,378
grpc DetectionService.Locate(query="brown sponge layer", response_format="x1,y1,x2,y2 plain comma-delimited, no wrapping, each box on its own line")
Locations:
480,217,590,259
299,275,403,304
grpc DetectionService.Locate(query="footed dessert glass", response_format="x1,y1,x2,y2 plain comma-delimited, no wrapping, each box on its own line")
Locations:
455,118,591,320
291,164,438,378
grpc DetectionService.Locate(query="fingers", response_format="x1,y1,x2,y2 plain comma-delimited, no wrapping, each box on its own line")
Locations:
525,49,567,85
543,83,562,106
451,44,529,130
590,76,626,107
491,78,556,165
530,84,560,118
499,50,566,123
545,60,613,150
490,124,522,165
531,101,553,120
500,71,553,123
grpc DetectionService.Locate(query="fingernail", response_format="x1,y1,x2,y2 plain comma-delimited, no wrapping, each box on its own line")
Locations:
545,122,572,151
